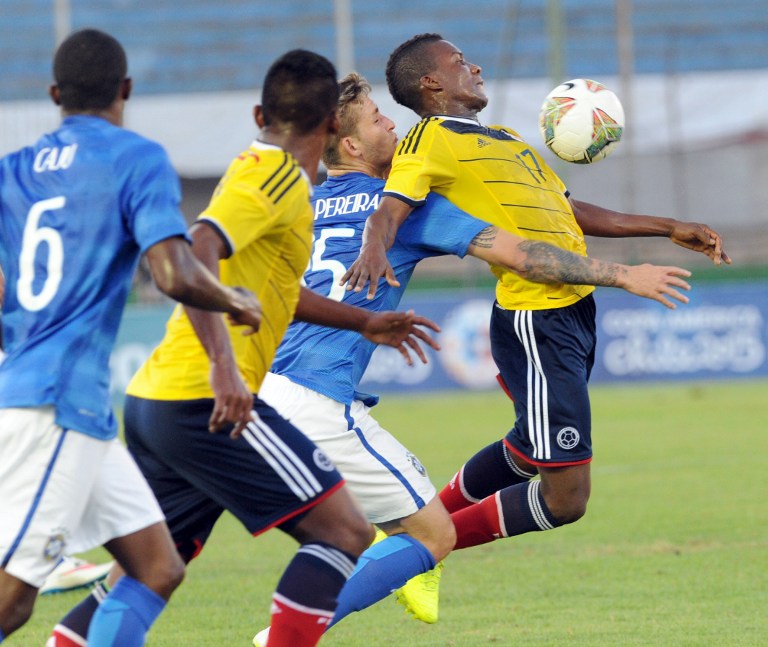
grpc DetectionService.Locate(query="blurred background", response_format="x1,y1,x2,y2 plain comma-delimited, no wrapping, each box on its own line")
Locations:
2,0,767,394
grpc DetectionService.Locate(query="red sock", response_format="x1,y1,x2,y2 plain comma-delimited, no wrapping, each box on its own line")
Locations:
267,593,333,647
439,467,476,513
450,493,505,550
47,624,87,646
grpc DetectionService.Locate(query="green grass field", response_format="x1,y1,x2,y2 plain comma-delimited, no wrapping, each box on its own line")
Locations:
16,379,768,646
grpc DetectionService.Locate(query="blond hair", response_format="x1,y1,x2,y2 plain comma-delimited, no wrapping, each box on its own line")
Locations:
323,73,371,168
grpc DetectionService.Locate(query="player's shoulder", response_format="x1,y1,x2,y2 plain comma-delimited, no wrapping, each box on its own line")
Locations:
395,117,444,156
236,142,299,173
489,124,526,142
78,120,171,172
0,145,28,174
114,127,169,158
231,143,307,203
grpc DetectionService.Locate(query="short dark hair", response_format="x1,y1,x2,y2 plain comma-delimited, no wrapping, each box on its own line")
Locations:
386,33,443,114
322,73,371,168
53,28,127,111
261,49,339,135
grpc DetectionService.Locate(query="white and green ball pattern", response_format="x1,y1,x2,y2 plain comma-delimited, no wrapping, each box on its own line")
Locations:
539,78,625,164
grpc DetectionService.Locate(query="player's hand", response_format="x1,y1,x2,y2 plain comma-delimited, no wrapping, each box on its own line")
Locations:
669,222,732,266
361,309,441,366
208,359,254,438
340,241,399,300
622,264,692,309
226,286,262,334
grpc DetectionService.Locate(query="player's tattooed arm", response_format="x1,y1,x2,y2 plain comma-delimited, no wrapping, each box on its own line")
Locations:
518,239,624,286
467,227,692,309
468,226,497,249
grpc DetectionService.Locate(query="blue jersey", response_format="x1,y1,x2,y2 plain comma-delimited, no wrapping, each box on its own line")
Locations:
271,172,488,406
0,115,189,439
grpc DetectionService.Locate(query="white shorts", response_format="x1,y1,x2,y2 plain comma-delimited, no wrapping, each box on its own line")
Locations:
259,373,436,524
0,407,165,587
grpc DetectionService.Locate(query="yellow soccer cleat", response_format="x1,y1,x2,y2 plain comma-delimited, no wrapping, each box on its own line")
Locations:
393,560,444,624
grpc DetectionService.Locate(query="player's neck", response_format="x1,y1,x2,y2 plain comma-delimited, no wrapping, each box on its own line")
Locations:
422,98,480,122
326,159,387,180
259,130,325,184
61,104,123,127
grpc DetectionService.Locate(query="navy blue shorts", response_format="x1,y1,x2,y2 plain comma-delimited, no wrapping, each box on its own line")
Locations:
490,296,596,466
124,395,344,561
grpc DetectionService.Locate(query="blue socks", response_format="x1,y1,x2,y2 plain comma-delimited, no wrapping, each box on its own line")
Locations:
86,576,166,647
328,534,435,629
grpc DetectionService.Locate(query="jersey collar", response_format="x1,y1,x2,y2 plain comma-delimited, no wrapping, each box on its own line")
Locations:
429,115,482,126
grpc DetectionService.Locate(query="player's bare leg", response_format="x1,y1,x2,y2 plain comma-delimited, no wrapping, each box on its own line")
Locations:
538,463,591,524
288,486,373,554
48,523,184,647
448,457,591,550
0,569,38,638
378,496,455,561
102,522,184,599
378,496,455,623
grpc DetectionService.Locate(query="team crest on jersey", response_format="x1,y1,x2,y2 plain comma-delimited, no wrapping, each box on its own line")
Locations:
556,427,580,450
43,531,67,562
406,452,427,477
476,137,491,148
313,448,336,472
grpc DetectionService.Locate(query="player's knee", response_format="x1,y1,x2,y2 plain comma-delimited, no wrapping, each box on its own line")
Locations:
163,554,186,594
0,591,35,636
424,515,456,562
137,552,185,599
432,523,456,562
345,515,376,557
548,493,589,525
396,505,456,562
319,508,374,557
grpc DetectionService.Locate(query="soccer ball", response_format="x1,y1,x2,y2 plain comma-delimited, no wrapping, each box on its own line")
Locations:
539,78,625,164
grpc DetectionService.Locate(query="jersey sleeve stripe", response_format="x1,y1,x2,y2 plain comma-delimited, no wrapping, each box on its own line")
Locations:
196,216,235,257
381,190,426,208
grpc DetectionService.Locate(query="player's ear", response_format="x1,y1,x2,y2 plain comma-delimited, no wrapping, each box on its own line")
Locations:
420,73,442,91
340,136,360,159
120,77,132,101
49,84,61,106
254,105,265,128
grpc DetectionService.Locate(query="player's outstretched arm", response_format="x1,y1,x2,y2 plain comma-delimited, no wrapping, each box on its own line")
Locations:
295,286,441,366
468,226,691,309
569,198,732,266
145,236,262,330
340,196,414,299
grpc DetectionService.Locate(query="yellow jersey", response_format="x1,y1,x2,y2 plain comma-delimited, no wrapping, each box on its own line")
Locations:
127,141,313,400
384,116,594,310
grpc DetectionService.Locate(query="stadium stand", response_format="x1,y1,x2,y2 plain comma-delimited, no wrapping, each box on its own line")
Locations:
2,0,767,101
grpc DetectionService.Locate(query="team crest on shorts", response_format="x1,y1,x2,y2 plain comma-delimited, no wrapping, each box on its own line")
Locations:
556,427,580,450
406,452,427,477
43,531,67,562
313,448,336,472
